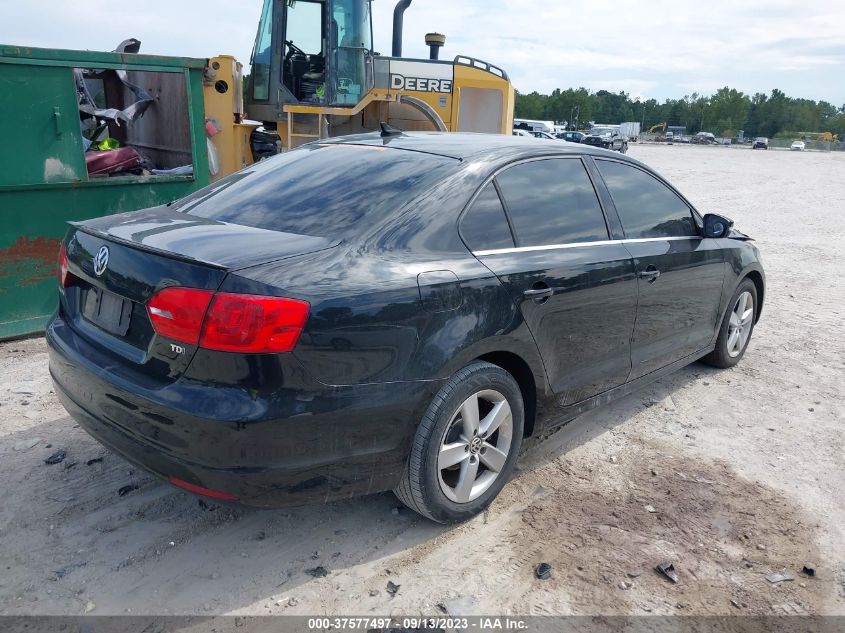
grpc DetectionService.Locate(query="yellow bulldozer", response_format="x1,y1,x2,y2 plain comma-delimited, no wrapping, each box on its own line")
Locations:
204,0,516,178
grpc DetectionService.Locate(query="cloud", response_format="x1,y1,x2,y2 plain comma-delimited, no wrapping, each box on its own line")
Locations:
1,0,843,103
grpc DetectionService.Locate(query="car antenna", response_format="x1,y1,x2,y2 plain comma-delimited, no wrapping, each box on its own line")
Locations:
380,122,404,138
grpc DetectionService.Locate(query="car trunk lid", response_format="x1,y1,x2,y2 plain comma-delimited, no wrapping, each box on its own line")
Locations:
59,208,337,382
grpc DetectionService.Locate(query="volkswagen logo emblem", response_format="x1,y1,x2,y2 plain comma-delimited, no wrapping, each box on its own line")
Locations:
93,245,110,277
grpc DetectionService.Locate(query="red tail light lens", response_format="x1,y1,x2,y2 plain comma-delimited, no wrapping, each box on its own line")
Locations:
200,293,310,353
147,287,214,345
58,243,72,288
146,288,309,353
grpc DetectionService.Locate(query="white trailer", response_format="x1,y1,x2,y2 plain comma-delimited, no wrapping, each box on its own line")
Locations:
619,122,641,141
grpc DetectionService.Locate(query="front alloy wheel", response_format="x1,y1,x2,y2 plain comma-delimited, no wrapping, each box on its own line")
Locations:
702,277,758,369
726,291,754,357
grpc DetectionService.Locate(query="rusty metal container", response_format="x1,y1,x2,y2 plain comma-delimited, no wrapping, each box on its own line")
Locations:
0,44,210,339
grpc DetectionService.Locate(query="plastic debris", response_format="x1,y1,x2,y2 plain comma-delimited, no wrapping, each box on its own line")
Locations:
305,566,328,578
85,457,103,466
766,573,794,584
645,505,657,513
84,600,96,614
44,449,66,465
801,565,816,577
386,580,400,596
535,562,552,580
656,561,679,583
118,484,139,497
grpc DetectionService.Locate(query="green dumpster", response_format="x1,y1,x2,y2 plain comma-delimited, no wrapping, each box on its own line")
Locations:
0,45,210,339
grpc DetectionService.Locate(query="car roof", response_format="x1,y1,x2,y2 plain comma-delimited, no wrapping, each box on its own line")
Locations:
319,131,634,165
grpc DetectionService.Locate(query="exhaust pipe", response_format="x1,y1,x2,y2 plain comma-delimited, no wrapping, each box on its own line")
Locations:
392,0,412,57
425,33,445,60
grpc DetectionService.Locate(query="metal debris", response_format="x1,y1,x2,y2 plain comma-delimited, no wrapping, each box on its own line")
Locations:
766,573,794,584
117,484,139,497
656,561,679,583
44,449,66,465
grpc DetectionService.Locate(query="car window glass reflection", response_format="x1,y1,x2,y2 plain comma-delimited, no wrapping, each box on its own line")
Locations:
496,159,609,247
596,160,697,238
173,146,458,239
460,183,514,251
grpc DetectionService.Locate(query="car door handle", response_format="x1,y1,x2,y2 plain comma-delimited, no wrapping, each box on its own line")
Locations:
639,269,661,282
523,287,555,299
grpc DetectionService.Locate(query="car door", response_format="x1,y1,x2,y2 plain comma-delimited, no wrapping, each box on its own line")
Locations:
462,157,639,406
593,158,726,380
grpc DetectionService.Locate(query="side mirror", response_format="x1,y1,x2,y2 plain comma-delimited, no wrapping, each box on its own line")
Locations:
702,213,733,238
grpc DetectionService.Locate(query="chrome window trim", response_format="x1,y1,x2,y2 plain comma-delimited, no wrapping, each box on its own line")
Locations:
473,236,702,257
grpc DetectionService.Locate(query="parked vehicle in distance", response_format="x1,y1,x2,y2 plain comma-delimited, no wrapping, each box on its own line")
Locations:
665,131,675,144
692,132,718,145
513,129,535,138
582,127,628,153
791,140,805,151
557,131,586,143
513,118,554,133
531,131,558,140
753,137,769,149
48,132,765,524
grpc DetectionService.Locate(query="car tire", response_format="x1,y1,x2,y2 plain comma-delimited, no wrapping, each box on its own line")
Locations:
702,278,758,369
394,361,524,524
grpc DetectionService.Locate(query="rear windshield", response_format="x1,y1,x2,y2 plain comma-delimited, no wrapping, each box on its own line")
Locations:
171,143,458,238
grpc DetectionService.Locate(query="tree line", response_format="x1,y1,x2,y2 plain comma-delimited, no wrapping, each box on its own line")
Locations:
515,87,845,139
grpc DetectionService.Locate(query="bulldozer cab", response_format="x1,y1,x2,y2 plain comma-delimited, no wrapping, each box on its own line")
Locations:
248,0,374,122
245,0,515,147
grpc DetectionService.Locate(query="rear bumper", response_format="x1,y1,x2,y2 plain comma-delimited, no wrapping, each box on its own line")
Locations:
47,314,438,507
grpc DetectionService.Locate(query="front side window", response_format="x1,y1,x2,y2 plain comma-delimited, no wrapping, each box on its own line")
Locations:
460,183,514,252
495,158,609,247
596,160,697,238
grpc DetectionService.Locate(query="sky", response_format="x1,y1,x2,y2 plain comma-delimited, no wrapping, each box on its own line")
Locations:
1,0,843,105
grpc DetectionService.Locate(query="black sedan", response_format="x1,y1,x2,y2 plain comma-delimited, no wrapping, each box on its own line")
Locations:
49,132,764,523
582,127,628,153
557,131,586,143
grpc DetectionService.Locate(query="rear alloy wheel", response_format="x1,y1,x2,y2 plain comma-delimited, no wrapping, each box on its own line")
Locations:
702,278,758,369
394,361,524,523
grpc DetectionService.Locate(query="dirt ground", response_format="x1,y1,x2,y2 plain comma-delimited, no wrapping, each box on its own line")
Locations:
1,144,843,617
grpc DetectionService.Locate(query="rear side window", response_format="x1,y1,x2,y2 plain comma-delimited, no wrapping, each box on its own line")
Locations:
460,183,514,251
596,160,697,238
170,144,458,238
495,158,608,247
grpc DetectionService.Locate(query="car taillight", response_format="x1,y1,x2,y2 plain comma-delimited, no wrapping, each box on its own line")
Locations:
200,293,310,353
147,287,214,346
58,243,73,288
146,288,309,353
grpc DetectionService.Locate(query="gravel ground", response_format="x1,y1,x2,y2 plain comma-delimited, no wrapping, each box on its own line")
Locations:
0,144,843,617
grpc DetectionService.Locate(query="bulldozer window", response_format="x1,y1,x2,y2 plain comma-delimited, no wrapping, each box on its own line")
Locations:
251,0,274,101
286,1,324,56
332,0,373,105
283,0,326,102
